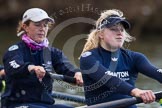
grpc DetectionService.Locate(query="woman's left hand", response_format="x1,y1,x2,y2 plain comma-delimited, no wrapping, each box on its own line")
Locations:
74,72,83,86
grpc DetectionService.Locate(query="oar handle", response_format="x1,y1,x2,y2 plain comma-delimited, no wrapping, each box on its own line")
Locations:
87,91,162,108
155,91,162,99
63,75,76,83
30,70,76,84
49,73,76,84
51,91,85,103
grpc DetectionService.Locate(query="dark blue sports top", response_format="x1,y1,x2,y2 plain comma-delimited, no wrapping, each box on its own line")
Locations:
80,46,162,106
0,65,3,71
2,41,80,106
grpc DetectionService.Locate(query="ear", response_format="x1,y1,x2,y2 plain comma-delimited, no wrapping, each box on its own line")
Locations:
98,30,104,39
22,24,29,33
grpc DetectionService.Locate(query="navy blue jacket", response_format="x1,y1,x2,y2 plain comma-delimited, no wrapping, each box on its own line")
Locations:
2,41,80,106
0,65,3,71
80,46,162,106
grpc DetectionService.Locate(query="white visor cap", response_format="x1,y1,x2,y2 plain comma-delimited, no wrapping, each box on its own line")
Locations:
22,8,54,23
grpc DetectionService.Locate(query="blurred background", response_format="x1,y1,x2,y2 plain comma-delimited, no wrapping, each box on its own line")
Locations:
0,0,162,107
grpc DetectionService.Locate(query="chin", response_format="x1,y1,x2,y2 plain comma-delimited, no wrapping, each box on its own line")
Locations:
116,43,122,46
115,45,122,49
35,40,43,43
118,43,124,47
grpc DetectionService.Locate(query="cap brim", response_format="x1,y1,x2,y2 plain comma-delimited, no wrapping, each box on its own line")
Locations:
103,17,131,29
30,16,54,23
117,19,130,29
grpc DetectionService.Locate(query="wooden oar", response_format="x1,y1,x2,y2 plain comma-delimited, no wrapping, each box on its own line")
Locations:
86,91,162,108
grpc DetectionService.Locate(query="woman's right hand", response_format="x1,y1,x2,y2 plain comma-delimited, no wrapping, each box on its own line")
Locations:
28,65,46,82
131,88,156,104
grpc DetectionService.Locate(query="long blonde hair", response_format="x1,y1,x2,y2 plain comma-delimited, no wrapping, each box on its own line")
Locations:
81,9,135,54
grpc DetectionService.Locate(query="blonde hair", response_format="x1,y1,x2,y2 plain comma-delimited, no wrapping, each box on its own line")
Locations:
17,21,29,37
81,9,135,54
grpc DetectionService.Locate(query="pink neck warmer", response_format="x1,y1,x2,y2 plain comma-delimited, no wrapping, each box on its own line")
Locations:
22,34,49,50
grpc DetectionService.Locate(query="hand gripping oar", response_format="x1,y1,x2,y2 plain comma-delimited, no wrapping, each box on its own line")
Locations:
49,72,76,84
87,91,162,108
30,70,76,84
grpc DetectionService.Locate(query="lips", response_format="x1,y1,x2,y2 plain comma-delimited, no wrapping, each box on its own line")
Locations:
38,31,45,36
116,37,123,42
116,37,122,39
116,37,122,40
38,33,44,35
38,34,44,35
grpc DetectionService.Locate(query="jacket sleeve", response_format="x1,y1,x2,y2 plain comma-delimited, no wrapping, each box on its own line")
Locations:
51,48,80,77
133,52,162,83
3,45,31,78
80,51,135,95
0,65,3,71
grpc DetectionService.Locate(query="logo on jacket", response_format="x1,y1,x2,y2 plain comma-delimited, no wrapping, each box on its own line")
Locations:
9,60,20,68
111,57,118,62
42,61,53,72
157,69,162,73
81,51,92,57
8,45,19,51
105,70,130,81
15,106,29,108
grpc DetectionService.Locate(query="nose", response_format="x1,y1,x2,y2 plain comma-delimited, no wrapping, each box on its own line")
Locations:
115,28,124,37
118,29,123,34
39,24,47,31
40,23,46,28
116,27,124,34
117,26,124,31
